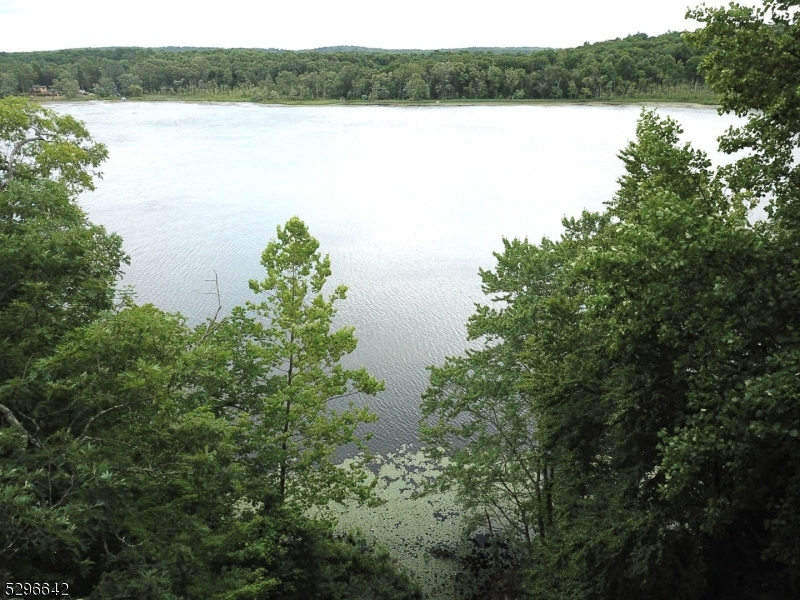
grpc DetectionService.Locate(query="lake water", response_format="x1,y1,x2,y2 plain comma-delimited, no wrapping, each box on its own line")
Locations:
55,101,743,453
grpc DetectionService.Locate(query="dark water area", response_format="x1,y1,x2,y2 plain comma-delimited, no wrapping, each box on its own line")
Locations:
55,101,743,454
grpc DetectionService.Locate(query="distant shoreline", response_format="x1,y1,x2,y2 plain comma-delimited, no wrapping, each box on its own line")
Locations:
33,95,720,109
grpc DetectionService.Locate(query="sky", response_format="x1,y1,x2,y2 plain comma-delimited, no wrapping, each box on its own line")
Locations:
0,0,732,53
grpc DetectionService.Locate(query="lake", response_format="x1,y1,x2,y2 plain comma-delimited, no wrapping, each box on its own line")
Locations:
54,101,743,454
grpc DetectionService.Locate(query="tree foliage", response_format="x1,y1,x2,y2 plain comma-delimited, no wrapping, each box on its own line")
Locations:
212,216,383,510
425,106,800,598
0,97,108,194
422,2,800,594
0,32,711,102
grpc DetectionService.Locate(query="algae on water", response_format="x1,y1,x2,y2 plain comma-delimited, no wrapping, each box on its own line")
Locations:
316,445,471,600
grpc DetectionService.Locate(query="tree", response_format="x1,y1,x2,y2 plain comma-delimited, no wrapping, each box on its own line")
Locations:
275,70,300,97
0,98,127,591
11,63,35,95
687,0,800,227
116,73,143,97
0,72,17,98
369,73,391,100
52,75,80,99
426,62,449,100
0,97,108,194
549,111,768,599
524,110,799,599
0,99,121,390
422,333,542,548
421,212,612,598
615,54,638,81
217,217,383,509
403,73,429,101
425,105,800,598
421,234,579,597
92,76,116,97
1,303,237,594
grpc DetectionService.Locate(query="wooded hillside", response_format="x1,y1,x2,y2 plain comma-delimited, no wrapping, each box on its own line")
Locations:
0,32,709,101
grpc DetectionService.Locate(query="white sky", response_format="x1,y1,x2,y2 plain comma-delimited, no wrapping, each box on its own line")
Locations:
0,0,730,53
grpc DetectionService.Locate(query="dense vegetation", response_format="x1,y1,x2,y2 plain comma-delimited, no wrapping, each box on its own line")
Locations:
0,97,418,598
422,2,800,598
4,1,800,598
0,32,712,102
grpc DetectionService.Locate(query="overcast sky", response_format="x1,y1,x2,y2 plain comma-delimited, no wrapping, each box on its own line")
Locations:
0,0,731,53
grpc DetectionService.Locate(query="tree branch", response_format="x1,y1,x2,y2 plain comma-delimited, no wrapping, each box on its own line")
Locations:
0,280,22,305
77,401,138,440
1,135,44,191
0,403,42,449
197,269,228,344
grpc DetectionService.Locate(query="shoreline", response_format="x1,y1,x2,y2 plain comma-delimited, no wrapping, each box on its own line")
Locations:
32,95,720,109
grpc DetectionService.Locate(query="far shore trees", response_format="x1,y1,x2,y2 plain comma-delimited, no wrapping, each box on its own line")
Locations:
0,31,712,103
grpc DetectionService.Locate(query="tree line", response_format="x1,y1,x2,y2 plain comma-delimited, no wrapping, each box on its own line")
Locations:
0,31,711,102
421,2,800,598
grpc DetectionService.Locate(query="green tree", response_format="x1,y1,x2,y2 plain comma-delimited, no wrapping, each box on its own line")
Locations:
431,62,453,99
52,75,80,99
0,72,17,97
369,73,391,100
422,212,611,598
0,98,120,388
11,63,35,94
503,67,526,98
687,1,800,223
421,234,578,597
92,75,116,97
116,73,143,97
1,303,234,594
487,65,504,97
426,105,800,599
0,98,231,596
275,70,300,97
403,73,429,100
0,97,108,194
422,329,542,547
0,98,125,591
523,110,796,599
615,54,638,81
218,217,383,509
2,299,340,599
547,112,765,599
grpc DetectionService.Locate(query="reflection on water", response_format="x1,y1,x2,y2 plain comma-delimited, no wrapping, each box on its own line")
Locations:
55,101,742,453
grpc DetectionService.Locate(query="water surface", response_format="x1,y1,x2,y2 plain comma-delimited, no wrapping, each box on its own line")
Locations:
55,101,743,452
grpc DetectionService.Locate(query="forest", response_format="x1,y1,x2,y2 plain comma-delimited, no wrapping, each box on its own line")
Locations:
2,1,800,599
0,31,711,102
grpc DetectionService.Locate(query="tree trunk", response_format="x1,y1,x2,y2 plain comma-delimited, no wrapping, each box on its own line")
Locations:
535,466,545,539
279,333,294,504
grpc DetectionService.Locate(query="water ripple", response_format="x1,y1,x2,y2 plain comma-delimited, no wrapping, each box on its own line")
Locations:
55,101,743,454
